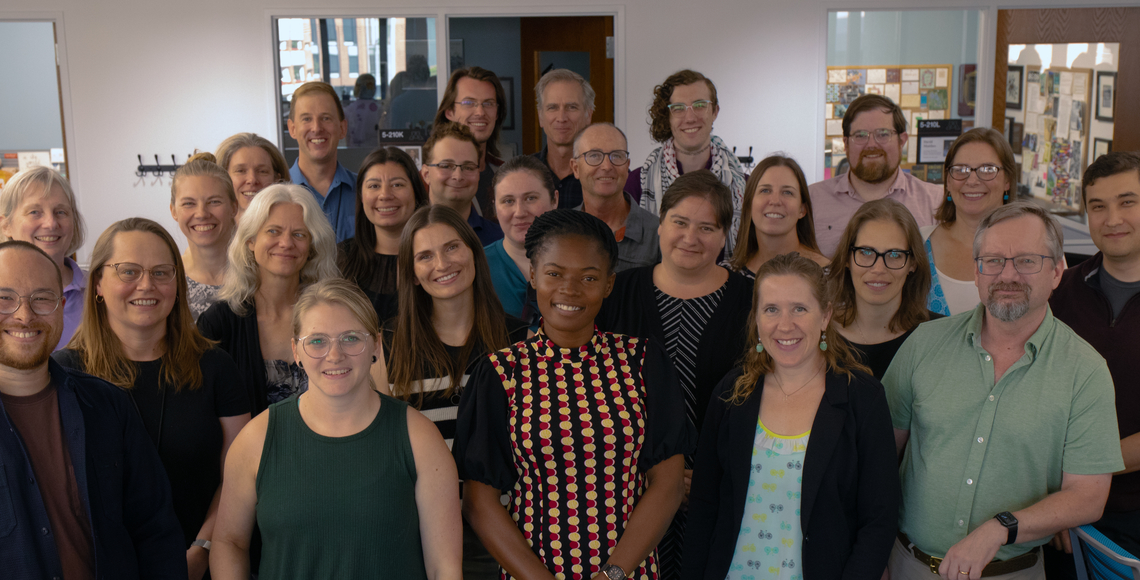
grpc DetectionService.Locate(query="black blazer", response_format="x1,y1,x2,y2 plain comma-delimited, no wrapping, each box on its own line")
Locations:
681,368,900,580
197,300,268,416
595,265,752,432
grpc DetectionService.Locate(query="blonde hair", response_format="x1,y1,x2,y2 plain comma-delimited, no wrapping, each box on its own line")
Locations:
218,184,339,314
292,279,380,389
215,133,290,184
170,152,237,207
0,166,87,255
67,218,213,390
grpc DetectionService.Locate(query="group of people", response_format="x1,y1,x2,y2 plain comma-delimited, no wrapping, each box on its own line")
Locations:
0,63,1135,580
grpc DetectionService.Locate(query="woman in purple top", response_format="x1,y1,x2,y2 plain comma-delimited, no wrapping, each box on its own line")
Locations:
0,166,88,350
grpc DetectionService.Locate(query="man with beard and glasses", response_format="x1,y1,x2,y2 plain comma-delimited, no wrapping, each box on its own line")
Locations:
880,202,1122,580
0,241,185,579
809,95,941,257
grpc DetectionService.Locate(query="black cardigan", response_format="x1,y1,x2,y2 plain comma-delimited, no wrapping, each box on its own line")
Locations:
197,300,269,416
681,368,900,580
595,265,752,432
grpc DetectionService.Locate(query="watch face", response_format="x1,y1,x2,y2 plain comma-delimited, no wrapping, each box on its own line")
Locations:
996,512,1017,526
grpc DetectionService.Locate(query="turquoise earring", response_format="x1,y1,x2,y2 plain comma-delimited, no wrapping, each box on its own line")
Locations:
755,342,764,353
946,195,952,202
819,332,828,352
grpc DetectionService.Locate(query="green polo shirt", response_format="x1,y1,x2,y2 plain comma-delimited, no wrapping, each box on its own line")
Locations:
883,304,1123,561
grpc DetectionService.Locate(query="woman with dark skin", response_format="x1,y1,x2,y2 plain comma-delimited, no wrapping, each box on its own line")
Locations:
454,210,694,580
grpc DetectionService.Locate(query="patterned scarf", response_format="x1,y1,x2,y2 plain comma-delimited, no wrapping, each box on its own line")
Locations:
639,135,749,256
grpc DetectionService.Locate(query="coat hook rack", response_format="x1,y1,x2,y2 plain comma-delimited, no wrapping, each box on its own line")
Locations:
734,146,755,169
135,154,187,177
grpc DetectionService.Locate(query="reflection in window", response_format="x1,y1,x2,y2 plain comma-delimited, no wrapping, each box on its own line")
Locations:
277,17,438,156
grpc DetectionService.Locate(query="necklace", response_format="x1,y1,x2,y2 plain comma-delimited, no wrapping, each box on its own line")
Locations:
772,365,825,401
677,142,711,157
853,317,869,345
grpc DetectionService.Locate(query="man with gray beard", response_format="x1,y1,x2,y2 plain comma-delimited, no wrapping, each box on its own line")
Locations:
880,202,1123,580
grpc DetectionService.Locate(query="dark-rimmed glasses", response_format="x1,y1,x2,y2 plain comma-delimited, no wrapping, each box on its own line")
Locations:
424,161,480,174
0,290,61,316
103,263,177,285
574,150,630,167
667,100,713,115
296,331,371,358
948,165,1002,181
851,247,912,270
976,255,1055,276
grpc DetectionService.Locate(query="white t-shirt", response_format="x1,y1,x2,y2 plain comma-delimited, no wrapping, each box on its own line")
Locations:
921,225,982,315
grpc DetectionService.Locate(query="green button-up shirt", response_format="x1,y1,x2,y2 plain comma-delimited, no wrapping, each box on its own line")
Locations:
883,305,1123,561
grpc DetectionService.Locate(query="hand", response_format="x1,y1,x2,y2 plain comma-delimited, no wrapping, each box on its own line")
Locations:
681,469,693,507
1049,530,1073,554
187,546,209,580
938,519,1006,580
880,565,890,580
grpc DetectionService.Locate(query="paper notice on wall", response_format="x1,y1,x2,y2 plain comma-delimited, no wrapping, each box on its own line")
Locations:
1026,112,1039,131
828,70,846,83
907,141,917,164
832,138,846,155
825,104,834,118
902,69,920,81
50,148,65,163
867,68,887,84
17,152,52,171
1057,96,1073,132
1070,130,1082,143
927,110,946,120
902,81,919,95
826,119,843,136
901,94,921,108
885,83,901,103
936,68,948,87
1073,75,1088,101
1059,72,1073,95
1034,95,1047,114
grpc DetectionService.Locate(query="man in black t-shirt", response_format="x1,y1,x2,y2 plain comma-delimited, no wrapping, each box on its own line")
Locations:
0,241,184,579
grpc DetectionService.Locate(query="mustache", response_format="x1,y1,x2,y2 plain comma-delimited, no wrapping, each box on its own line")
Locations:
988,282,1030,295
859,147,886,161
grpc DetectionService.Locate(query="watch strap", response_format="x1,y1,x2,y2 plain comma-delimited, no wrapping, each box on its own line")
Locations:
602,563,627,580
994,512,1017,545
192,539,211,551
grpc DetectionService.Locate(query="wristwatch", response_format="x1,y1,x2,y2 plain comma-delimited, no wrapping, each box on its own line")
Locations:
192,539,211,551
994,512,1018,545
600,563,627,580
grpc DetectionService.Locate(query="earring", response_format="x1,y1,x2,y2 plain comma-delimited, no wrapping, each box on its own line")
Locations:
1003,192,1010,201
946,195,952,202
819,331,828,352
95,295,104,303
755,342,764,353
372,355,378,363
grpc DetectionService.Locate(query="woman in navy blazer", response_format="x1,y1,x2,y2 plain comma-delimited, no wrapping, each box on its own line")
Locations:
681,253,899,580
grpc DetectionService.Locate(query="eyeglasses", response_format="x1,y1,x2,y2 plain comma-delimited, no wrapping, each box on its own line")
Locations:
296,330,372,358
667,100,713,115
848,129,898,145
455,99,498,111
0,290,61,316
948,164,1003,181
425,161,480,174
975,254,1056,276
851,247,912,270
574,149,630,167
103,263,177,285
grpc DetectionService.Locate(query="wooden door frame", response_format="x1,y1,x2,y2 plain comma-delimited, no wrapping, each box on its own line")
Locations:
992,7,1139,152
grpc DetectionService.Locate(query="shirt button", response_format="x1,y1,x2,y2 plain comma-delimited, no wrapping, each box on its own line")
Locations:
959,520,965,526
967,478,974,485
978,437,984,443
985,355,992,361
41,527,49,536
989,395,995,401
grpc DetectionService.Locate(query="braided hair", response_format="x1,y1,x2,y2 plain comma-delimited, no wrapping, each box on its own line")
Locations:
524,209,619,274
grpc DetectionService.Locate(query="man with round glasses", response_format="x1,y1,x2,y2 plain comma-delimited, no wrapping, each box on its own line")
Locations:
433,67,508,220
882,202,1122,580
0,240,185,578
572,123,661,272
421,122,503,246
809,94,941,257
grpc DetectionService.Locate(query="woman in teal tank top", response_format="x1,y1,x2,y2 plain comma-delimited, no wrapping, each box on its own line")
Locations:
209,279,462,580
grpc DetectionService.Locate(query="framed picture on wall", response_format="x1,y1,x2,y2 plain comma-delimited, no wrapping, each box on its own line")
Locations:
1096,71,1116,122
1006,65,1024,110
500,77,515,131
1093,138,1112,161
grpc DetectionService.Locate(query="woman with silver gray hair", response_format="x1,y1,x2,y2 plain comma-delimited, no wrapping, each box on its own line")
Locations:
197,184,340,415
0,166,88,350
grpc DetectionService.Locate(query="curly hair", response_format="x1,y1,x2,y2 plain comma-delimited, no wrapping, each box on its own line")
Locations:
647,69,719,143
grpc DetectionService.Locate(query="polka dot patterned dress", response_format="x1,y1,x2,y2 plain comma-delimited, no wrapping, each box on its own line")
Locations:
454,328,694,580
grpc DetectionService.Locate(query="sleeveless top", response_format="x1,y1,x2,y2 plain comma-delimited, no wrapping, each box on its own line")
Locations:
255,393,428,579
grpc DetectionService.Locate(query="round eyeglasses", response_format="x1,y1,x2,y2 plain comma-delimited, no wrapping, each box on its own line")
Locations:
296,330,371,358
848,129,898,145
975,255,1055,276
948,164,1002,181
0,290,62,316
574,149,630,167
103,263,177,284
851,247,912,270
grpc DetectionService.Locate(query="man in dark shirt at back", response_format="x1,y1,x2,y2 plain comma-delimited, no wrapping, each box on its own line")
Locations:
0,240,185,579
531,68,595,210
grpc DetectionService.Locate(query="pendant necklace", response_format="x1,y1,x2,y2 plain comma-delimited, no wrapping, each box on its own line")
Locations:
773,365,825,401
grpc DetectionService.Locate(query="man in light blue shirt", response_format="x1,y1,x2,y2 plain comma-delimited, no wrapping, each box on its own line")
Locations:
287,81,358,243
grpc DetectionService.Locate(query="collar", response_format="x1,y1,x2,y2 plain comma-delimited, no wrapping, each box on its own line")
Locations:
964,302,1054,360
467,206,489,230
833,168,906,199
575,193,645,240
289,159,352,190
533,325,602,364
63,257,86,293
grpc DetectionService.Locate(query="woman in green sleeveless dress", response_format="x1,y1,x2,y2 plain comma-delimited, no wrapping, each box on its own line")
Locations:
210,279,463,580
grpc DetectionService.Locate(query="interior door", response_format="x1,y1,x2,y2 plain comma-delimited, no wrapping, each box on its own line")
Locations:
519,16,614,155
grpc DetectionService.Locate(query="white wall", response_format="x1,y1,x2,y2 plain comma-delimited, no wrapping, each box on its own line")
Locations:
6,0,1131,262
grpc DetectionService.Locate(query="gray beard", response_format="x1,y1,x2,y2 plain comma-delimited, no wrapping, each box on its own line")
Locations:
986,285,1031,322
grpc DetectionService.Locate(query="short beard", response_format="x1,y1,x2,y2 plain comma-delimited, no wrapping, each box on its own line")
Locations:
986,282,1031,322
851,147,896,184
0,323,60,371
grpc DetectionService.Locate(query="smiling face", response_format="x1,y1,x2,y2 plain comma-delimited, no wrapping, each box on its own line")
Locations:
422,136,480,207
756,274,831,373
947,141,1009,220
248,203,312,280
750,165,807,239
847,219,915,310
412,223,476,303
362,162,418,233
975,214,1063,323
171,175,237,250
495,171,557,247
444,77,498,145
539,80,593,148
846,108,905,185
1085,170,1140,265
530,234,615,346
96,230,178,341
572,125,629,200
292,302,377,400
228,146,278,209
0,248,63,370
287,93,347,165
668,82,719,153
659,195,725,271
1,183,76,265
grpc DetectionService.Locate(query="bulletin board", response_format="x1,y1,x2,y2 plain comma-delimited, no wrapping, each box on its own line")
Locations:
824,64,954,179
1012,65,1091,215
